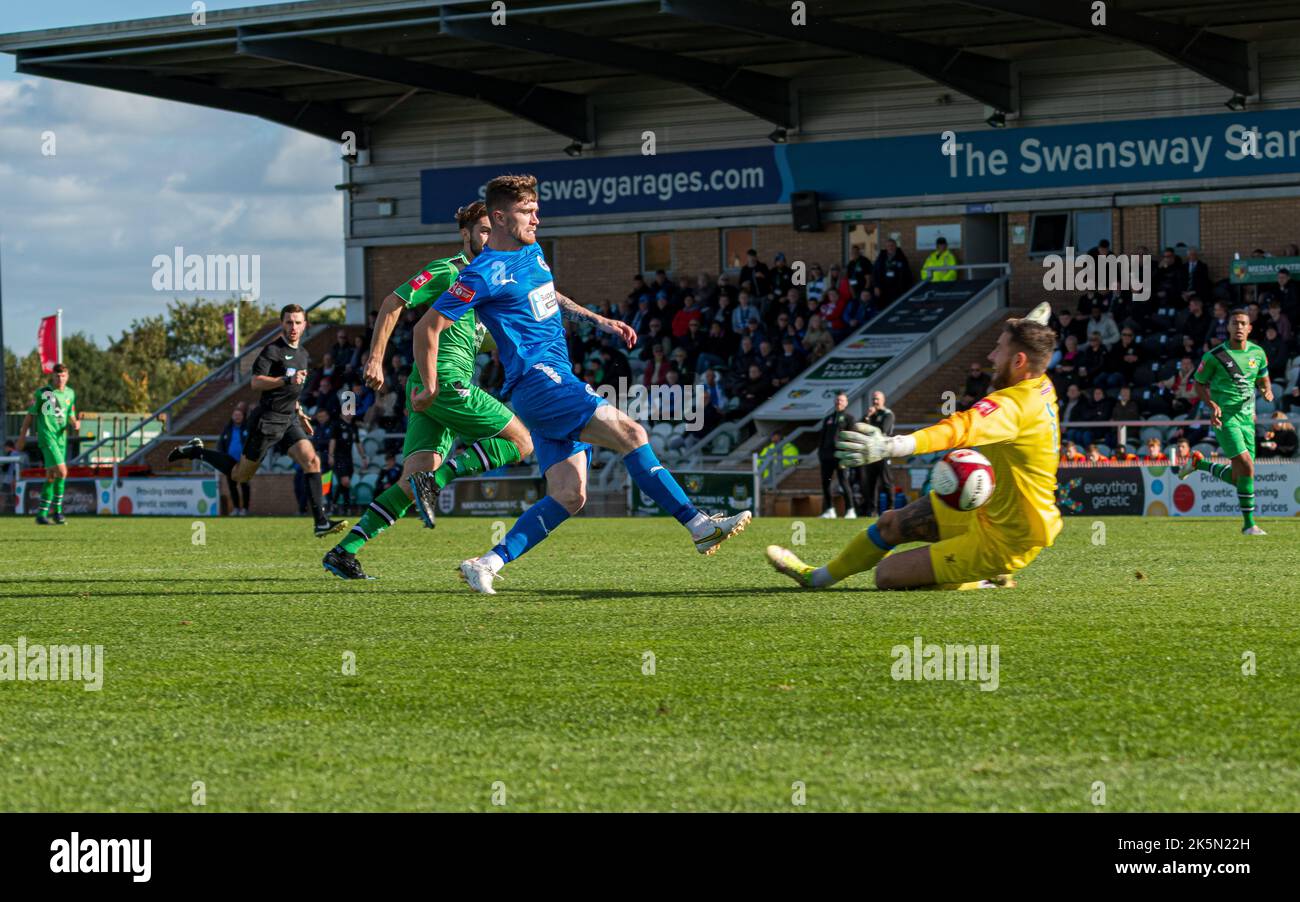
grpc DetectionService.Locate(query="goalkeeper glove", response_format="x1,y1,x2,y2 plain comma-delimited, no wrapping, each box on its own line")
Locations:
834,424,916,467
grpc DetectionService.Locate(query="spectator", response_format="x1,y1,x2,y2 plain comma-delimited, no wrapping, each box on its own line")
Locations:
826,263,851,300
806,264,827,303
859,390,895,517
873,238,914,305
1060,384,1089,445
1060,440,1086,463
846,244,873,296
731,291,762,335
739,249,771,298
758,429,799,480
817,391,855,518
1264,298,1292,345
1085,304,1121,349
818,287,848,340
1055,308,1087,344
628,273,649,305
642,345,674,388
670,346,696,385
1153,247,1185,306
1142,438,1167,463
1260,412,1298,457
695,320,732,374
1272,268,1300,322
773,337,806,389
769,253,795,297
630,296,653,334
1103,327,1142,388
218,407,251,516
733,364,774,419
921,236,958,282
964,363,991,399
803,313,835,361
695,271,719,309
700,368,727,411
1053,333,1082,386
374,453,402,493
1282,384,1300,415
1083,386,1113,444
480,349,506,397
1176,296,1209,348
1258,325,1289,382
1181,247,1212,302
1076,332,1108,386
672,293,704,339
1208,300,1230,345
1111,385,1141,446
1085,444,1110,464
329,328,351,367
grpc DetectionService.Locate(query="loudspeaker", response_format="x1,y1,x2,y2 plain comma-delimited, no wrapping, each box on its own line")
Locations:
790,190,822,232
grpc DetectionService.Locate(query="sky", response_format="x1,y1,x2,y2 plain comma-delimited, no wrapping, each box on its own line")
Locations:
0,1,345,355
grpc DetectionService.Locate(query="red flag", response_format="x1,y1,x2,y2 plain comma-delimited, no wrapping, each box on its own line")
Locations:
37,315,59,374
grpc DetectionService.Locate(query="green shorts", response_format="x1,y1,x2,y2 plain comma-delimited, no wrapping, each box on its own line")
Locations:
1214,410,1256,459
37,440,66,468
403,377,513,461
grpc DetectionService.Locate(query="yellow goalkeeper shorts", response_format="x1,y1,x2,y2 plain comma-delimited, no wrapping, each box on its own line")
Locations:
927,491,1043,585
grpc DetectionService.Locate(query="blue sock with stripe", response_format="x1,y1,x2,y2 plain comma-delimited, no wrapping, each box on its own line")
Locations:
491,495,570,564
624,443,698,524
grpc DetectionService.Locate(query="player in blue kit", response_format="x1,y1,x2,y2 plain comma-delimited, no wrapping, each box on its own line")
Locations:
408,173,751,593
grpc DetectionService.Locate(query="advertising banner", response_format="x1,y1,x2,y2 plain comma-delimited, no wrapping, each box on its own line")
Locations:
1141,463,1300,517
435,477,547,517
1228,256,1300,284
17,479,101,515
113,478,221,516
1056,468,1145,516
631,471,756,517
423,109,1300,222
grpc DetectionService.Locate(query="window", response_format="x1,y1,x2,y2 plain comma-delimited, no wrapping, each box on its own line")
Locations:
641,232,673,276
1028,213,1070,256
1028,210,1114,257
721,227,754,271
1160,205,1200,255
844,221,879,264
1073,211,1112,253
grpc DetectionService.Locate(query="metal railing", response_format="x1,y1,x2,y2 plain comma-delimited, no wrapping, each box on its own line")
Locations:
70,294,358,467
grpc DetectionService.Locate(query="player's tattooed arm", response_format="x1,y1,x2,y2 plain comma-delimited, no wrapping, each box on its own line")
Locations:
556,291,637,349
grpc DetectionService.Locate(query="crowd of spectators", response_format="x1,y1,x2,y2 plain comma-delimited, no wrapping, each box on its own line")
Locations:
1036,241,1300,461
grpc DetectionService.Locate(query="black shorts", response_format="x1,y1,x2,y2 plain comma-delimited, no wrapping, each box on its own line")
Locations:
243,407,310,463
333,459,355,478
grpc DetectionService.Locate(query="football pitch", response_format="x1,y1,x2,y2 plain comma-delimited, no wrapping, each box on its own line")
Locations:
1,515,1296,812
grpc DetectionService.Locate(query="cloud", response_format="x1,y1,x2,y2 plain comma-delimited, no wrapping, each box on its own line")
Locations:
0,75,343,353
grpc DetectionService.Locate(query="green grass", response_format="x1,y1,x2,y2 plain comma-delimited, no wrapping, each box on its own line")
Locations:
1,514,1296,812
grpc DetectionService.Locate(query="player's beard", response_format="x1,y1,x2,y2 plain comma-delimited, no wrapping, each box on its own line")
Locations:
989,359,1015,391
509,222,537,245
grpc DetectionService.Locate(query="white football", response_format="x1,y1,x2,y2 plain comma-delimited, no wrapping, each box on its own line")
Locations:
931,448,996,511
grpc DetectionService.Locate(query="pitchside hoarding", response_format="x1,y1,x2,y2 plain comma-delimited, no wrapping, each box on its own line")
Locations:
436,477,547,517
630,471,756,517
1055,463,1300,516
422,109,1300,223
17,478,220,515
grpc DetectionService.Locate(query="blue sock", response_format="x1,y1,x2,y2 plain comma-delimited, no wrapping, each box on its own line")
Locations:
624,443,697,524
867,522,895,551
492,495,570,564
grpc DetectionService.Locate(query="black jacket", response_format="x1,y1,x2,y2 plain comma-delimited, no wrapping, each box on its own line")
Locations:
819,410,854,459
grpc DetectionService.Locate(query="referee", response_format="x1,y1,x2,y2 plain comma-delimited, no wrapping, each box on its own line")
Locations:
858,390,895,516
818,392,856,519
170,304,345,537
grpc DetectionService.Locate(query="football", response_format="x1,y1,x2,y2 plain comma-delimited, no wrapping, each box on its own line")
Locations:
931,449,995,511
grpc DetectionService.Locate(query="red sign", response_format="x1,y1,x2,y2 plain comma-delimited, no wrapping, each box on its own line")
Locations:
973,398,1000,417
450,281,476,303
37,315,59,374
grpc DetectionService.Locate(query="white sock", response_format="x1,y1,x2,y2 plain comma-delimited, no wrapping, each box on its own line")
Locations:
481,551,505,573
810,567,837,588
684,511,714,539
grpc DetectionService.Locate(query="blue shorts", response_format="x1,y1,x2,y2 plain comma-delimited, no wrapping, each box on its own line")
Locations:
509,365,607,475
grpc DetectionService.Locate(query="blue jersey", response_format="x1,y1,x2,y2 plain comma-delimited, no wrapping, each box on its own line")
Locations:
432,242,569,398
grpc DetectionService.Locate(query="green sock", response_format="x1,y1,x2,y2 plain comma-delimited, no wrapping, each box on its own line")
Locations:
1236,475,1256,529
37,481,53,516
338,484,411,554
52,477,65,514
1196,458,1235,486
433,437,522,489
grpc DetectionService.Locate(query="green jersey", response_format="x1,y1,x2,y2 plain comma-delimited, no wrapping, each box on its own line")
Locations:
1195,341,1268,415
393,253,486,387
27,383,76,445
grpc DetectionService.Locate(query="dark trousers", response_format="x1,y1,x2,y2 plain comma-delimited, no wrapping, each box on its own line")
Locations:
226,476,250,512
820,456,853,510
860,461,893,516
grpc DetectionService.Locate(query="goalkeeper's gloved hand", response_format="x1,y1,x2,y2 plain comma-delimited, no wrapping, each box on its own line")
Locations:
835,423,889,467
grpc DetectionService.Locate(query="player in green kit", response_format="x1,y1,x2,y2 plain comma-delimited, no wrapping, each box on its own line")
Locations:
1178,309,1273,535
322,201,533,579
16,362,80,525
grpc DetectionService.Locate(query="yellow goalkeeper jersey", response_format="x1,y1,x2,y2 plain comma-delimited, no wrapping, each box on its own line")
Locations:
910,373,1063,549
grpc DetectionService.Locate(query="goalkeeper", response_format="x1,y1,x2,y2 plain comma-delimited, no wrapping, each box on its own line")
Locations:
767,305,1063,590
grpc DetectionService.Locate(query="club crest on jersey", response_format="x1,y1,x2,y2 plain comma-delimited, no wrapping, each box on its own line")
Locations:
537,255,551,273
450,281,476,303
408,270,433,290
973,398,1000,417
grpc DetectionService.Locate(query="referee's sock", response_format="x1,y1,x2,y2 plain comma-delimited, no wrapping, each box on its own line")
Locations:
433,437,521,490
305,471,327,525
1236,475,1256,529
338,484,411,555
193,448,237,477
